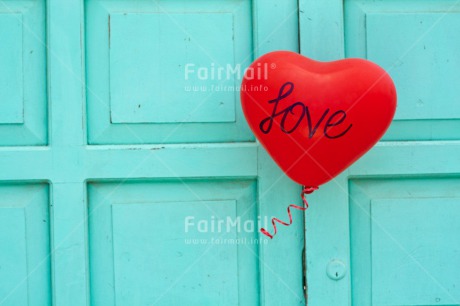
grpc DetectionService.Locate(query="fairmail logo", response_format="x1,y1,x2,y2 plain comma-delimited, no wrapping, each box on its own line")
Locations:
184,62,275,81
184,216,270,234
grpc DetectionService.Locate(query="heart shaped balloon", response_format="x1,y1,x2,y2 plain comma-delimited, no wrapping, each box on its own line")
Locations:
241,51,397,187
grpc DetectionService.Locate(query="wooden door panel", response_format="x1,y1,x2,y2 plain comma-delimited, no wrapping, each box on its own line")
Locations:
0,183,51,305
345,0,460,141
88,180,259,305
350,178,460,305
85,0,254,144
108,12,236,124
304,145,460,306
0,0,47,145
0,14,23,124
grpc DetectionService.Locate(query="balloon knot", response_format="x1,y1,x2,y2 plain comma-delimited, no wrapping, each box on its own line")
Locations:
302,186,318,194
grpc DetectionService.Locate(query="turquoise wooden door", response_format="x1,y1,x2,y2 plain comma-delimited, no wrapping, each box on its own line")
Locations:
300,0,460,305
0,0,305,305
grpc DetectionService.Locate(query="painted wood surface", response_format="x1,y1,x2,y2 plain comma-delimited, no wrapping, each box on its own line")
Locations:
300,0,460,305
0,0,304,305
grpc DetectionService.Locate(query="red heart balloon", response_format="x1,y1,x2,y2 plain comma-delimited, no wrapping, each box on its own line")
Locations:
241,51,397,187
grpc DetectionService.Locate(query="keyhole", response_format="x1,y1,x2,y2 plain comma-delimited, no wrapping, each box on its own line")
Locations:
326,259,347,281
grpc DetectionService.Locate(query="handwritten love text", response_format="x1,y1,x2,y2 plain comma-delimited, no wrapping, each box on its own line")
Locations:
259,82,352,139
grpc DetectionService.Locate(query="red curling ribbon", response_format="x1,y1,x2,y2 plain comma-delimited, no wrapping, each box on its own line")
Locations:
260,186,318,239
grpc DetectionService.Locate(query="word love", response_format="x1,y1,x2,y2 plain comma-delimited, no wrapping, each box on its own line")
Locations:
259,82,352,139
